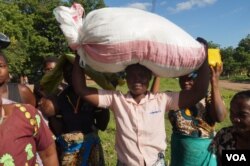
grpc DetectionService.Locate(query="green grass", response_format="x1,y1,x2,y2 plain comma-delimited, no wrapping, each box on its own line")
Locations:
98,78,237,165
221,75,250,83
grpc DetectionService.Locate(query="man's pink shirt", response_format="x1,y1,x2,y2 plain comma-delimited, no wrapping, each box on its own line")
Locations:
98,89,179,165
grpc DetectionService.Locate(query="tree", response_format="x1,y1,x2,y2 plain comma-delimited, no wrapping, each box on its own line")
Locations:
208,41,220,48
1,0,106,83
233,34,250,76
220,47,237,77
14,0,69,82
0,1,34,81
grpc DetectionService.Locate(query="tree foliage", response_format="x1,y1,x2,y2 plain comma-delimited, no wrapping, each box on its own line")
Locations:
206,35,250,78
208,41,220,48
0,0,106,82
220,47,237,76
220,34,250,77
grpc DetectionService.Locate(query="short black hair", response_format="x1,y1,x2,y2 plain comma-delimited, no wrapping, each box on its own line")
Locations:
196,37,208,46
231,90,250,104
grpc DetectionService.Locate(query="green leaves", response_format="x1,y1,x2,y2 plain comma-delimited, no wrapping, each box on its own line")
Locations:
208,34,250,78
0,0,106,82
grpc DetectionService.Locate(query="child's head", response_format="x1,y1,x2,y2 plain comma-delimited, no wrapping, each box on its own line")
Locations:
125,63,152,95
230,90,250,133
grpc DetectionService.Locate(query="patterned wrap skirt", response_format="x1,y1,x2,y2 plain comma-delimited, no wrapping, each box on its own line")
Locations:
57,131,105,166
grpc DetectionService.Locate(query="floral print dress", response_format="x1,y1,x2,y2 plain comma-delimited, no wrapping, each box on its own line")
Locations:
209,126,237,164
0,104,54,166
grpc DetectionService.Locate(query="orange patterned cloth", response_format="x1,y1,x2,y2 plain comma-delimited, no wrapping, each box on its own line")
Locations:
57,132,105,166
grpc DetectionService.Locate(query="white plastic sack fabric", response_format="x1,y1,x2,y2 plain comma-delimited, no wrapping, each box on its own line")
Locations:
54,3,206,77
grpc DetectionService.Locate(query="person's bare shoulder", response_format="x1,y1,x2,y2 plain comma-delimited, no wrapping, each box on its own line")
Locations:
18,84,36,106
18,84,33,94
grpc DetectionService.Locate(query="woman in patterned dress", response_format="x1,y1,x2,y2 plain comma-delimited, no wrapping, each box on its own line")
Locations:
151,38,227,166
0,98,58,166
167,62,227,166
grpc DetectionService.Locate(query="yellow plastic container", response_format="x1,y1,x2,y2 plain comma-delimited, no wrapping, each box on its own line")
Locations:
208,48,222,66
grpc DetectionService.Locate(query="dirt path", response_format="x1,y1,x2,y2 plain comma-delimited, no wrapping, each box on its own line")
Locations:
219,80,250,91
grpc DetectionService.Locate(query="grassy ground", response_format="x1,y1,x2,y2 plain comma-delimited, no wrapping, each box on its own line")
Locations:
98,78,236,165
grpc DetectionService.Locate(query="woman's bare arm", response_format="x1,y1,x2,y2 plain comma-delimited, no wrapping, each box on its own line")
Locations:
72,54,99,106
150,76,161,93
19,84,36,107
208,63,227,122
38,142,59,166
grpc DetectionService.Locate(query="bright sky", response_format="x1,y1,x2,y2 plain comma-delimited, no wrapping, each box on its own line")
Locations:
104,0,250,48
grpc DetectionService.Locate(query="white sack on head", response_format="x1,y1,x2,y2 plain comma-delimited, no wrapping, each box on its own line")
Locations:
54,3,206,78
53,3,84,49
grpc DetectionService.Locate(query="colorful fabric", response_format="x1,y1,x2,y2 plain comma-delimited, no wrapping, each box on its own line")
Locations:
49,85,108,165
168,96,217,165
170,133,217,166
57,132,105,166
98,89,179,166
168,98,215,138
0,104,54,166
209,126,237,164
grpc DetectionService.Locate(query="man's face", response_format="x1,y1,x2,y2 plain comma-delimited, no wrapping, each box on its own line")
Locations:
0,56,9,85
125,64,151,96
43,62,56,74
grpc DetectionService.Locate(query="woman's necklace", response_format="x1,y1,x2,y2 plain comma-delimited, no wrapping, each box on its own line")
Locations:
66,95,80,114
0,107,6,124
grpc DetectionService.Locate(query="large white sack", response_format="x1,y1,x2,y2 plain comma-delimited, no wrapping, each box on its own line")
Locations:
54,3,206,77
